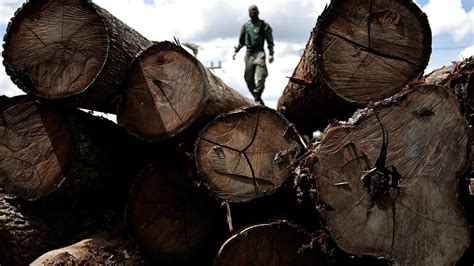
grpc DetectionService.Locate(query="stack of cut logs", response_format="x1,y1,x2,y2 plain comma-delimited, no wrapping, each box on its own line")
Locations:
0,0,472,265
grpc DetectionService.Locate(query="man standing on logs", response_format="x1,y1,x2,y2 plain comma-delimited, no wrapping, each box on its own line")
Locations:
232,4,274,105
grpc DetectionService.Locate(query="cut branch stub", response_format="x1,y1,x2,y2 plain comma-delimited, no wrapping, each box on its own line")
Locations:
0,95,133,201
214,220,328,266
126,161,224,265
313,85,470,264
2,0,152,112
315,0,431,103
195,106,304,203
118,41,253,140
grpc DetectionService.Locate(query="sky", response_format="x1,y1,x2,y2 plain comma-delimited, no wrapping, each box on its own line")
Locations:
0,0,473,110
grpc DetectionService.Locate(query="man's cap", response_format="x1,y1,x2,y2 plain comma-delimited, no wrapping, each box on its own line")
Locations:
249,5,259,14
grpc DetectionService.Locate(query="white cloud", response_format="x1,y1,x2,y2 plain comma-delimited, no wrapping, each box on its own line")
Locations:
2,0,472,110
460,45,474,60
421,0,474,40
89,0,327,109
0,0,22,24
0,45,23,97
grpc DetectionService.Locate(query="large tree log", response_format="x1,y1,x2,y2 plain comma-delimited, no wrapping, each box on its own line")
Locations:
2,0,152,113
306,84,470,265
0,95,135,201
30,232,144,265
126,158,226,265
213,220,328,266
117,41,254,140
195,106,304,203
278,0,431,134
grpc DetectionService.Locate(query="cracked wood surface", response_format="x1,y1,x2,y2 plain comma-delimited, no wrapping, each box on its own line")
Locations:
315,0,431,103
118,41,253,140
195,106,304,203
0,95,134,201
3,0,152,112
126,159,224,265
313,85,470,265
214,221,328,266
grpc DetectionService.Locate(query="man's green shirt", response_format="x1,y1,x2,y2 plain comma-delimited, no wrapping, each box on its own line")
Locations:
235,19,274,55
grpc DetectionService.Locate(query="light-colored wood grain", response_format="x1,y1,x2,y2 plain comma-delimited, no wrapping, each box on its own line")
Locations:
118,42,253,140
196,106,304,203
313,85,470,265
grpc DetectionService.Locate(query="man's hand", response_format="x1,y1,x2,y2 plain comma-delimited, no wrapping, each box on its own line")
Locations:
232,53,237,60
269,54,274,63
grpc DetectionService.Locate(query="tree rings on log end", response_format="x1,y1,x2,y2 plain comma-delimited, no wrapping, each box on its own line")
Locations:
195,106,304,203
313,85,470,264
0,96,74,201
315,0,431,103
118,42,209,140
125,161,223,265
214,220,328,266
3,0,108,99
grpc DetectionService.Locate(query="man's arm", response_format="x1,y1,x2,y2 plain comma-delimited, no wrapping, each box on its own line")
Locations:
264,22,274,63
233,25,246,60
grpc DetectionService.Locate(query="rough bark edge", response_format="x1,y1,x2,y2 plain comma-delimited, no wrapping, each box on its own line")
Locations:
314,0,432,104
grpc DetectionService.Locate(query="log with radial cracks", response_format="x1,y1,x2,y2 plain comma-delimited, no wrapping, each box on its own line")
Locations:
30,233,145,265
311,85,470,265
2,0,152,112
126,159,225,265
0,95,134,201
278,0,431,134
195,106,304,203
117,41,254,140
214,220,328,266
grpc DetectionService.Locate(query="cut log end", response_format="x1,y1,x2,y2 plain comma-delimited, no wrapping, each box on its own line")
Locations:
118,42,208,140
316,0,431,103
126,161,222,264
214,221,328,266
195,106,304,203
0,96,74,200
313,85,470,264
3,0,108,99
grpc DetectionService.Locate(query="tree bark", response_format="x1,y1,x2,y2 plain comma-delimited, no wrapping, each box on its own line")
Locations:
213,220,328,266
307,84,470,265
0,195,101,265
424,57,474,124
30,232,145,265
0,95,135,201
117,41,254,141
195,106,304,203
278,0,431,134
125,158,226,265
2,0,152,113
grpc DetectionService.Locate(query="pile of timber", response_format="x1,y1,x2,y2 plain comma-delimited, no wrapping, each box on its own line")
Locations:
0,0,472,265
